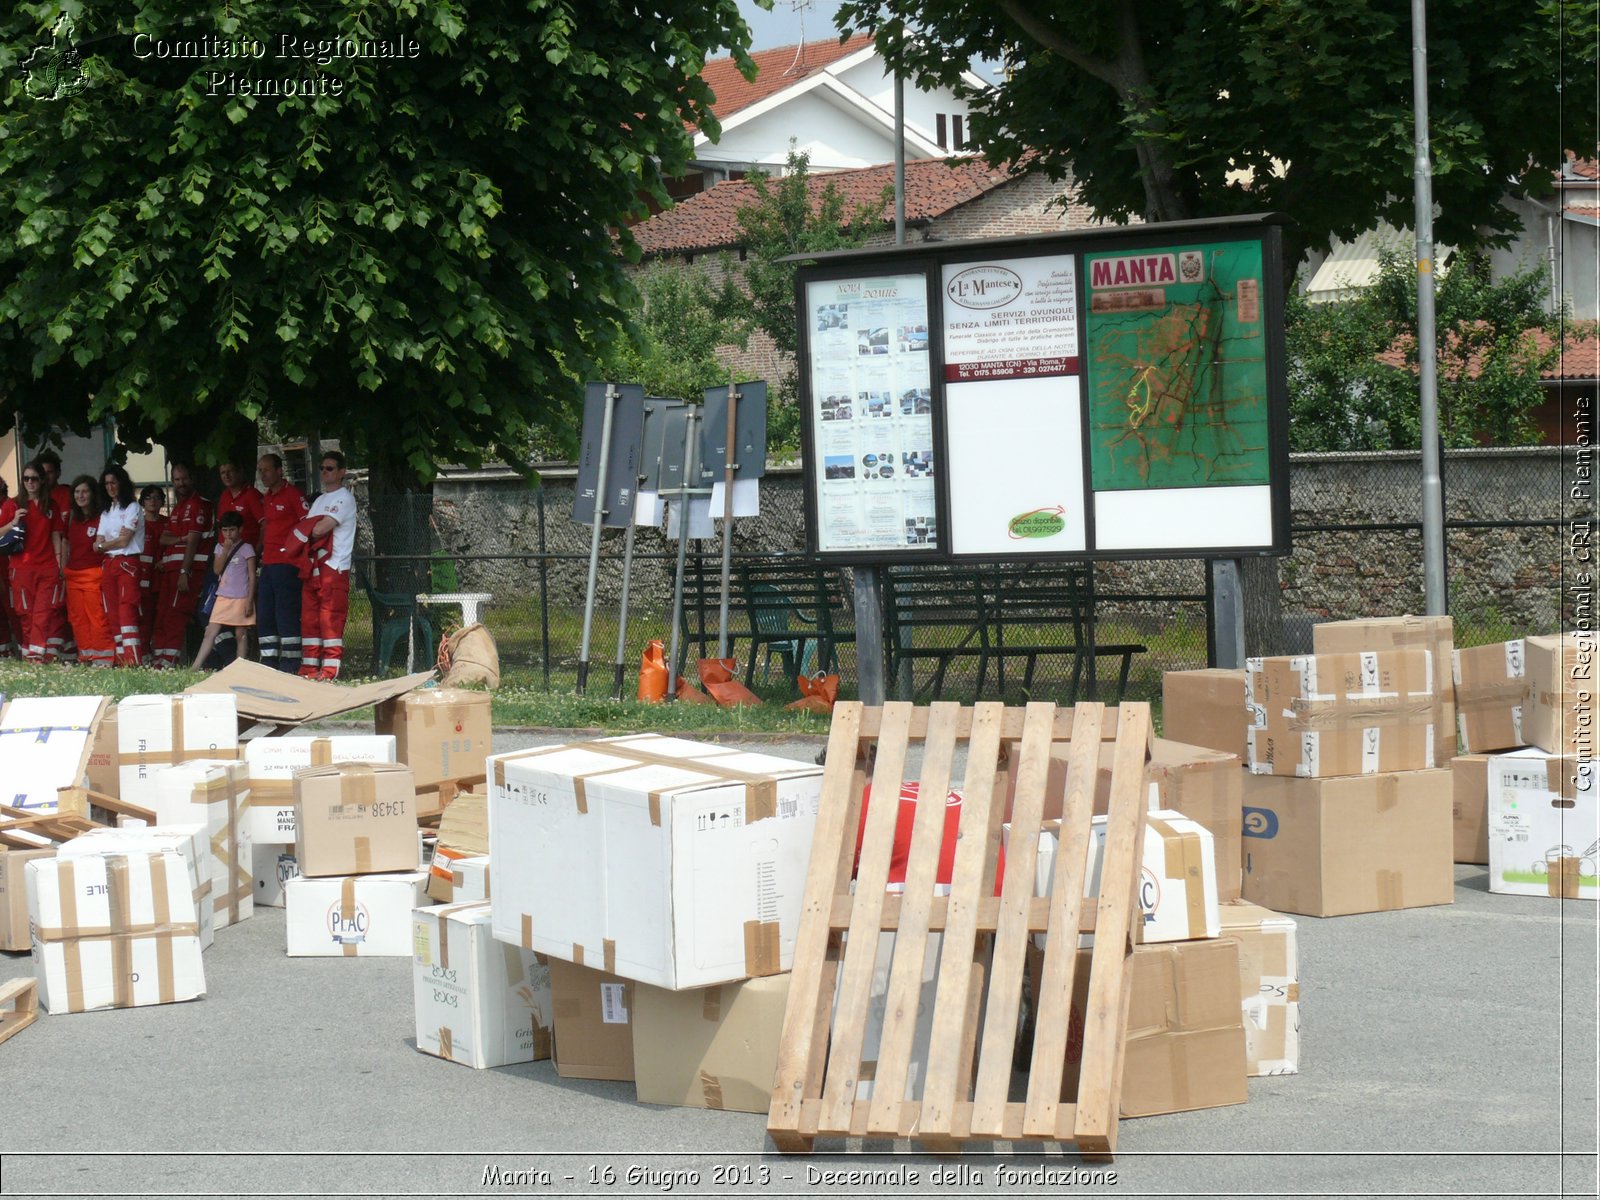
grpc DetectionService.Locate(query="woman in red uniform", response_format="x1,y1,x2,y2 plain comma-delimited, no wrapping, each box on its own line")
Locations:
64,475,115,666
10,460,67,663
135,483,165,659
98,465,147,667
0,477,22,657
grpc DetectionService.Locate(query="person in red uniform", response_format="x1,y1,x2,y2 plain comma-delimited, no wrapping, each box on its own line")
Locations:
99,465,148,667
209,459,265,666
150,462,213,669
63,476,114,666
0,476,22,658
299,451,356,681
135,485,165,657
9,460,68,663
256,452,309,672
34,450,77,661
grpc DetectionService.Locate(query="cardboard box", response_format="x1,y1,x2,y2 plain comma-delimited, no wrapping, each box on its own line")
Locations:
413,900,553,1069
851,931,939,1101
375,689,492,791
242,734,397,842
117,694,238,807
549,958,635,1081
1450,754,1493,865
32,931,207,1014
1217,900,1299,1076
27,851,202,942
56,825,214,950
1068,938,1247,1117
1162,669,1248,760
1453,640,1530,754
284,870,429,956
447,856,490,902
293,763,417,878
1314,614,1458,761
426,788,489,902
489,734,824,989
153,760,252,929
86,705,118,797
633,973,790,1112
1246,650,1436,776
1486,752,1598,900
1524,633,1597,755
1240,769,1454,916
184,658,435,723
1,849,54,951
1087,810,1220,943
252,844,300,908
0,696,111,811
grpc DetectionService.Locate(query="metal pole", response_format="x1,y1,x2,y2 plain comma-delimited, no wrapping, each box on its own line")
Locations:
717,378,738,659
1209,559,1247,669
537,486,550,690
612,517,638,698
575,383,617,693
894,75,906,245
1411,0,1447,615
666,410,698,700
854,568,886,705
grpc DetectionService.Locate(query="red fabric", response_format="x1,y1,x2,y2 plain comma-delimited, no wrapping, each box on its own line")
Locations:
286,515,329,581
102,557,144,666
49,484,72,514
9,560,67,662
159,493,214,574
0,499,15,656
854,781,1006,897
151,567,201,667
138,513,164,646
19,500,64,569
260,481,309,565
217,485,263,547
65,516,102,572
300,566,350,675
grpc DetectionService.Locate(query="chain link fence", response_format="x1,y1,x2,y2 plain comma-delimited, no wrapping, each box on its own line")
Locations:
338,446,1573,703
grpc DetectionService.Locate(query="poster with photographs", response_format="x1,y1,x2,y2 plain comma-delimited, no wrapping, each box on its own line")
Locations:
806,274,937,553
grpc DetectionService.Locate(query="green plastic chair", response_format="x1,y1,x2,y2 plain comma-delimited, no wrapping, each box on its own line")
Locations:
364,585,434,675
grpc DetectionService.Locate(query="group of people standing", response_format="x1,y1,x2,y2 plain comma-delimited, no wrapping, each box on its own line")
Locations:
0,448,357,680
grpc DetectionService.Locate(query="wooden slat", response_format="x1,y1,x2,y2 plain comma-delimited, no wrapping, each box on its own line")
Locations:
819,701,913,1131
826,893,1096,934
768,702,865,1143
856,705,1119,743
802,1098,1079,1143
970,701,1055,1135
0,978,39,1047
54,786,156,826
917,701,1005,1137
866,700,960,1133
1072,702,1151,1155
1023,701,1104,1135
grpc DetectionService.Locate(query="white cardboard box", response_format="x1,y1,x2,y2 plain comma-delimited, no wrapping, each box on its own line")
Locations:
152,760,253,929
0,696,110,811
449,856,491,902
117,695,238,807
252,844,300,908
1486,751,1598,900
243,734,397,842
488,734,823,989
32,931,207,1013
413,900,552,1068
1217,900,1300,1076
56,825,214,949
285,871,430,956
850,930,939,1101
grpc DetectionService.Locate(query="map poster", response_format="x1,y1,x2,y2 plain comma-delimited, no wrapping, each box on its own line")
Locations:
805,274,938,553
1084,239,1271,492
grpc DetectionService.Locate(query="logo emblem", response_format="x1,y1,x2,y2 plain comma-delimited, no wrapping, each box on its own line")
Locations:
946,265,1022,311
1007,506,1066,540
23,15,87,100
1242,807,1279,838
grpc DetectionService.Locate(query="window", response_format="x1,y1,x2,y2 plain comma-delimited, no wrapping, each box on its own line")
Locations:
952,115,964,151
935,113,947,149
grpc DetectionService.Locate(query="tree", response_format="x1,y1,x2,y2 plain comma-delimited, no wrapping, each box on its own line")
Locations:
734,149,890,453
590,263,750,409
0,1,756,494
835,0,1597,276
1287,252,1564,451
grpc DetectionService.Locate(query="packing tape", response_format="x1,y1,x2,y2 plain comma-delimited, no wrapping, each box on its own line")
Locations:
438,920,450,972
602,939,616,975
572,944,585,968
64,940,86,1013
340,876,359,958
857,1060,877,1082
742,919,780,977
248,781,294,804
699,1070,725,1111
311,738,333,766
438,1026,454,1061
574,778,587,815
1548,858,1582,899
1375,775,1398,812
150,853,171,930
702,986,723,1023
108,856,133,938
501,941,525,986
56,857,79,938
112,929,133,1009
354,837,372,875
1375,869,1404,910
521,913,533,950
647,793,660,826
1285,698,1434,730
484,863,490,896
1454,678,1530,706
1285,982,1301,1002
344,764,378,810
157,933,175,1004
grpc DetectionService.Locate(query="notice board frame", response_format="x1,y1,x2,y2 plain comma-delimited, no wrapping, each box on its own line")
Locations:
794,215,1293,564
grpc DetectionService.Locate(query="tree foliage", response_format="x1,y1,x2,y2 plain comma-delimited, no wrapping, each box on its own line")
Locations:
0,0,755,486
835,0,1597,271
1286,252,1564,451
590,263,750,408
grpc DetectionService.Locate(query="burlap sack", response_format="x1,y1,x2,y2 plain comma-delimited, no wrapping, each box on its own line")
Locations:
442,623,501,689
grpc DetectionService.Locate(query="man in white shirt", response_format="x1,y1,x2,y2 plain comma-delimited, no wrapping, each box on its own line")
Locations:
299,450,357,681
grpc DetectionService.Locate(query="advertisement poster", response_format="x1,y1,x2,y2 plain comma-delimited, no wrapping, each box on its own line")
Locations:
939,255,1087,555
806,274,937,553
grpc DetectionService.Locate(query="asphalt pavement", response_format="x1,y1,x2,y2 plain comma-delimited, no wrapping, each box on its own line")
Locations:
2,730,1596,1199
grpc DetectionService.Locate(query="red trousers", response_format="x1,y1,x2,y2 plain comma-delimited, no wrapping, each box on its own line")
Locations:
300,566,350,677
137,556,158,650
151,568,203,667
65,567,113,665
9,562,67,663
101,557,145,667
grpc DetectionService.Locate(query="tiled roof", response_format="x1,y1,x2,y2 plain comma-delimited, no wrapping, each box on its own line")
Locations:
1567,204,1600,221
1567,153,1600,181
696,35,875,131
1376,322,1600,381
633,157,1015,256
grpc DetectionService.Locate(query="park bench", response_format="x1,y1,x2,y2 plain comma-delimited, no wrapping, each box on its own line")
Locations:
882,565,990,700
676,558,856,686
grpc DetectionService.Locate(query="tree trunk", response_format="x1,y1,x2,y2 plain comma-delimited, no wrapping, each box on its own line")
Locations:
362,448,432,596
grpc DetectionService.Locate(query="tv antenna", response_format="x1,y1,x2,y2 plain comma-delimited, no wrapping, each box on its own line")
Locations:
783,0,817,75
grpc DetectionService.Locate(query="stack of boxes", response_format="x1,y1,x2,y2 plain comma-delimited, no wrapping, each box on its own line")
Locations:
151,760,253,931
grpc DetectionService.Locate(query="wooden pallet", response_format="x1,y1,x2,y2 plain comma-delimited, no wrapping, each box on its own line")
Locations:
0,979,38,1047
768,699,1151,1156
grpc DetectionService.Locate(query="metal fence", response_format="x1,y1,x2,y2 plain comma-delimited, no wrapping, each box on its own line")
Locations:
340,446,1577,704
